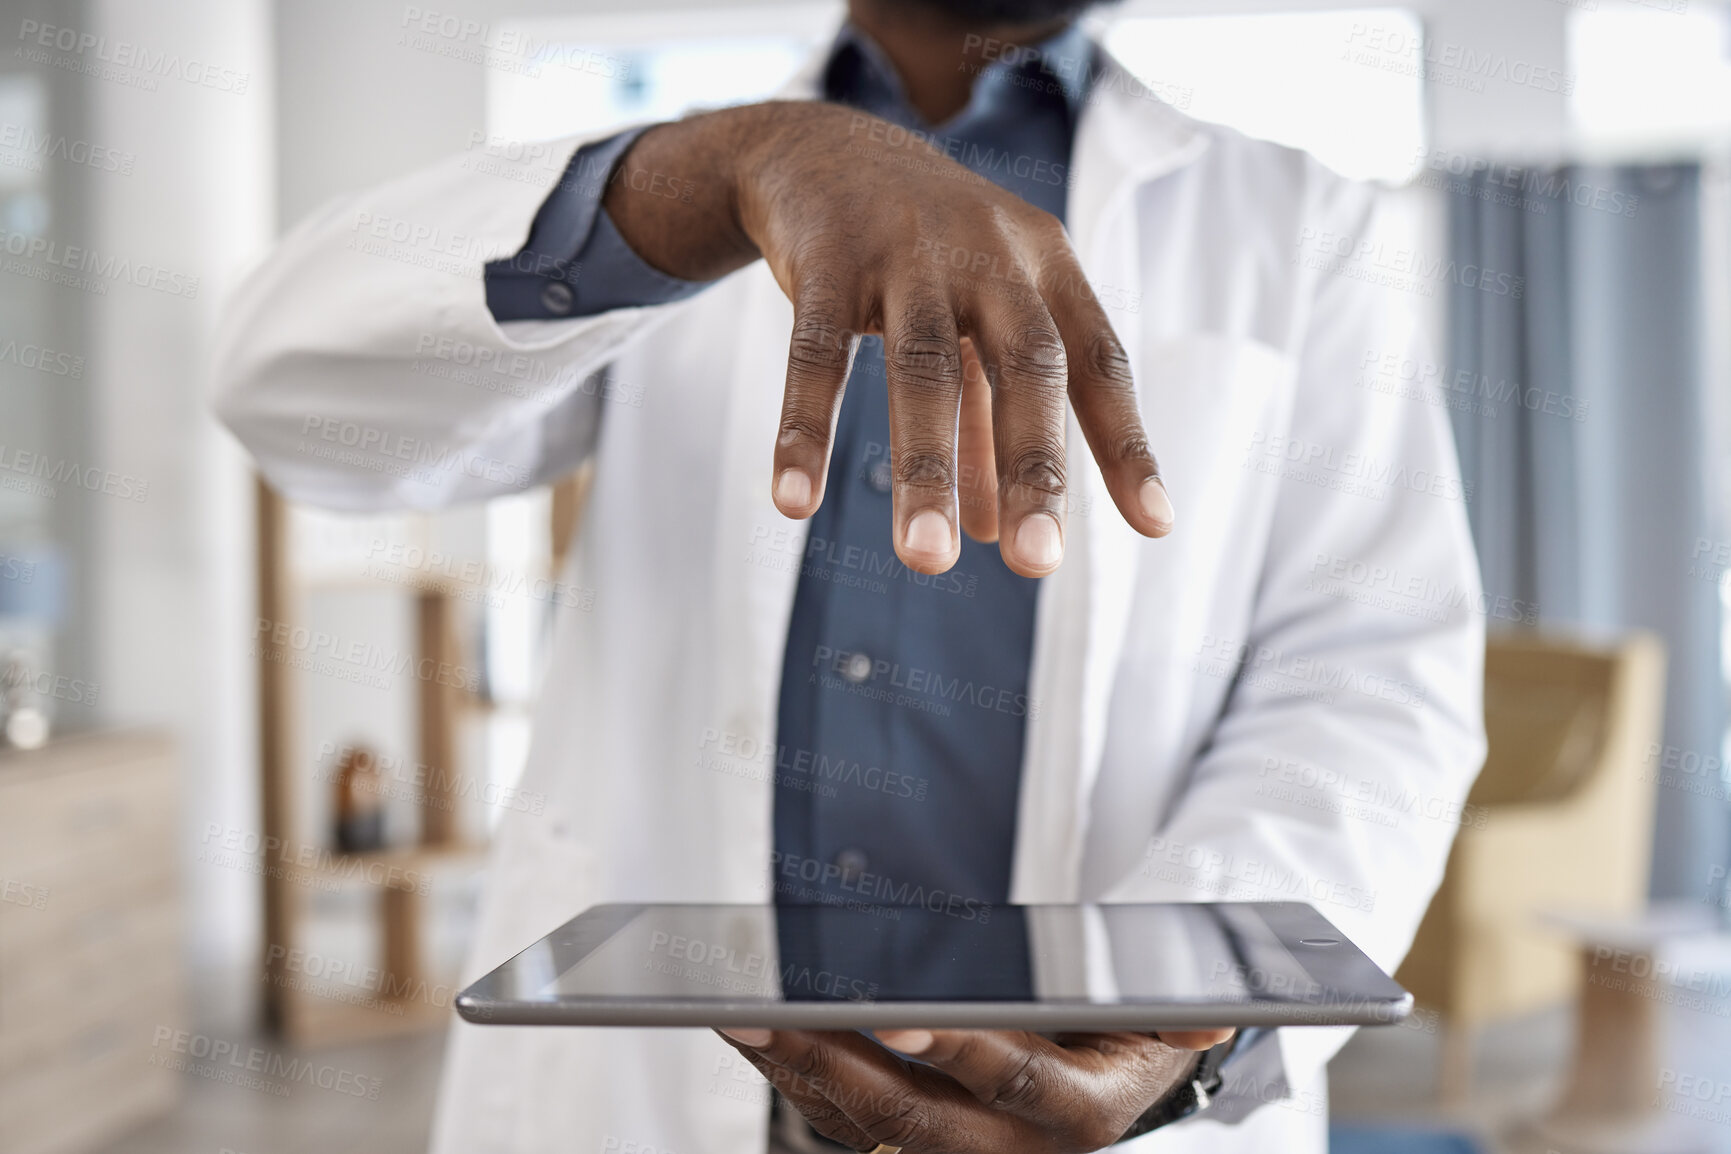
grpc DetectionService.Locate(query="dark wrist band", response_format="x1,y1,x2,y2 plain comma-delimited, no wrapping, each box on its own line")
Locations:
1114,1035,1239,1143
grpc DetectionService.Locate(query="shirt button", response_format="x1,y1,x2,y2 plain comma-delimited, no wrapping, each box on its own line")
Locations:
867,459,893,493
835,848,869,884
540,281,575,315
842,652,873,683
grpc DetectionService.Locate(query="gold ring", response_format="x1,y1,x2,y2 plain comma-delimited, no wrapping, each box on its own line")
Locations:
866,1146,902,1154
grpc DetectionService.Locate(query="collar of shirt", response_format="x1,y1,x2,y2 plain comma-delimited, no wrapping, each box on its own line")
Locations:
822,19,1096,137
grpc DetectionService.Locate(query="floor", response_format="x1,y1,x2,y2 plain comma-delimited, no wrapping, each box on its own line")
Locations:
94,1007,1579,1154
90,1026,447,1154
1329,1007,1577,1153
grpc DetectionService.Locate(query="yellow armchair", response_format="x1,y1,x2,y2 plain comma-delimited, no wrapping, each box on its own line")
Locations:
1395,630,1667,1100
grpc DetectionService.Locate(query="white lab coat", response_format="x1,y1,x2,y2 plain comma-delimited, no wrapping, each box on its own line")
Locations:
216,39,1485,1154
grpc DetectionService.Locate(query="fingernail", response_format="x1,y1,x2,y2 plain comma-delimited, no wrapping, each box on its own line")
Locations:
1013,513,1062,569
775,470,811,510
874,1029,933,1055
719,1028,773,1048
1139,477,1175,531
903,509,951,556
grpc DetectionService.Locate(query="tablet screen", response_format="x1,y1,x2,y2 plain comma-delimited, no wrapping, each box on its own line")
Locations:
510,902,1368,1011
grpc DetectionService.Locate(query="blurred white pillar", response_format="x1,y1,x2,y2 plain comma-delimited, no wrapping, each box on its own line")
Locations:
1424,0,1571,158
88,0,274,1031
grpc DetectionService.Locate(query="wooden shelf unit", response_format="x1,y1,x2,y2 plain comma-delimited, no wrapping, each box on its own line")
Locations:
253,468,587,1047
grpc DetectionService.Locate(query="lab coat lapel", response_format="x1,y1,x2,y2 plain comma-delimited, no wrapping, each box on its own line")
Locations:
694,46,826,906
1009,52,1210,904
708,267,806,903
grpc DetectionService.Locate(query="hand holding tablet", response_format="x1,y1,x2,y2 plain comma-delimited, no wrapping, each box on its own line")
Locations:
717,1022,1233,1153
459,902,1404,1149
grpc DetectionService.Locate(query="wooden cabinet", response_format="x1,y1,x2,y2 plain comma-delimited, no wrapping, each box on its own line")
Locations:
0,731,184,1154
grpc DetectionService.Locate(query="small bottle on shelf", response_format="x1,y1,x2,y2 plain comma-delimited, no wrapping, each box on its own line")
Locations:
334,743,388,854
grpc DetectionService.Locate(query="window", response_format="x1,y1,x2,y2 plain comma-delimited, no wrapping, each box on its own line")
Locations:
1568,4,1731,153
1100,8,1426,184
485,8,832,141
485,6,1426,185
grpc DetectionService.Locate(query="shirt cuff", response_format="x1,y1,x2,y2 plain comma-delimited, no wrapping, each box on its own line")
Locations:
484,125,713,322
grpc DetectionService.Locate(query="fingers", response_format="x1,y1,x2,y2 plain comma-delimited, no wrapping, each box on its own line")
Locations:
882,287,966,574
772,217,1170,566
875,1029,1169,1151
773,291,859,520
1039,246,1174,539
969,305,1070,577
956,337,1000,543
719,1027,1210,1154
1154,1027,1237,1051
716,1031,877,1150
721,1028,1011,1153
875,1029,1074,1114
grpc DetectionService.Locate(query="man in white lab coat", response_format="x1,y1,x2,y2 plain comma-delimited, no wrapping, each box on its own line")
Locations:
216,0,1485,1150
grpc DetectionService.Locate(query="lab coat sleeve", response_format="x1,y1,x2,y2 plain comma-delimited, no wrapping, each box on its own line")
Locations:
1102,172,1488,1102
213,129,688,512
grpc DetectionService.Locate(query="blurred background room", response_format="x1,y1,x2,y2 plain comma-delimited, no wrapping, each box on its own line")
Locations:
3,0,1731,1151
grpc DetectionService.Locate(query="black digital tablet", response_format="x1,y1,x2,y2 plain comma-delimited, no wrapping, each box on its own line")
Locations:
455,901,1412,1031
